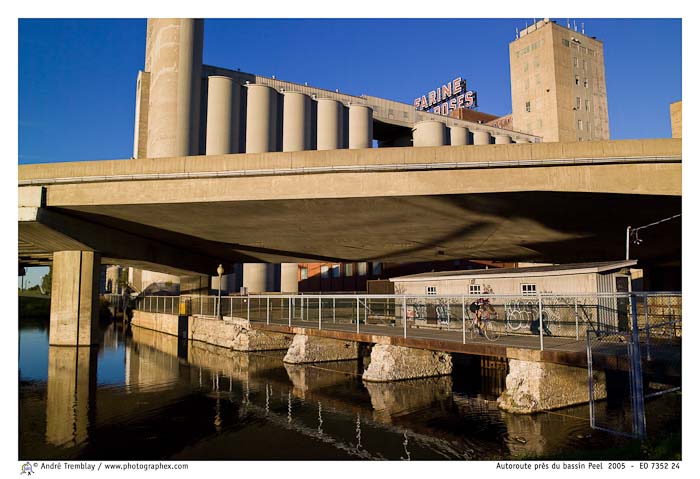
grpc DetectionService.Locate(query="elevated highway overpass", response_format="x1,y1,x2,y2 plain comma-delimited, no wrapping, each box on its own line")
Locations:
18,138,681,345
19,138,681,273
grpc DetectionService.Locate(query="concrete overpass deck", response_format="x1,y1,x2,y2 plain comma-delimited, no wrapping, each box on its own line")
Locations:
19,139,681,276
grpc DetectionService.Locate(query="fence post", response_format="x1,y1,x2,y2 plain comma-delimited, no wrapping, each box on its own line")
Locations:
288,297,292,327
575,298,579,341
645,295,651,361
267,297,270,325
629,294,647,438
403,296,407,338
319,297,322,330
333,298,336,323
301,296,304,321
247,295,250,322
462,296,466,344
356,297,360,334
538,294,544,351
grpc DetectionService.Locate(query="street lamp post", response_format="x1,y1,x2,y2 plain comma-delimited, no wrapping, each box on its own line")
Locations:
217,264,224,319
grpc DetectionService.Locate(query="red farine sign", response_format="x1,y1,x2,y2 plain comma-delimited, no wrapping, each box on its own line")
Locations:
414,77,477,115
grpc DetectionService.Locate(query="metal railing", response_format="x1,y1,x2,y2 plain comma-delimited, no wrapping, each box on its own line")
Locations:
130,292,681,352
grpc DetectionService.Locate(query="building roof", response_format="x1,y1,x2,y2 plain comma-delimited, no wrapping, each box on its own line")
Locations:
390,260,638,282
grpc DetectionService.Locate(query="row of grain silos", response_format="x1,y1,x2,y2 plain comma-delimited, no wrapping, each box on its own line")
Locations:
205,78,373,156
412,120,531,147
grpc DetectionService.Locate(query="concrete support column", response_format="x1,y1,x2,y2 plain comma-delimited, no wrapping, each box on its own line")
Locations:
284,334,360,363
473,130,493,145
243,263,267,293
494,134,513,144
280,263,299,293
316,98,344,150
362,344,452,381
245,84,278,153
282,91,311,152
46,346,97,446
449,126,469,145
49,251,101,346
145,19,204,158
497,359,606,414
348,104,373,149
206,76,241,155
412,120,447,147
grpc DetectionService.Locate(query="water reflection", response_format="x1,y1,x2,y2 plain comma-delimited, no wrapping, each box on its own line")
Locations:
19,318,681,460
45,346,97,448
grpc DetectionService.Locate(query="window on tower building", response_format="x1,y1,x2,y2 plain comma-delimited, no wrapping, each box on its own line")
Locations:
576,97,581,109
585,99,590,112
584,78,589,88
525,101,531,112
578,120,583,130
573,57,578,67
575,76,580,86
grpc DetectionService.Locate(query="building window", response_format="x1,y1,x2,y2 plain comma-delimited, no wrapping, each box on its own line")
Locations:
426,286,437,295
575,75,580,86
321,265,329,279
523,62,528,73
469,284,481,295
357,262,367,276
583,59,587,70
300,267,308,280
533,56,540,67
525,101,531,113
344,264,353,277
584,78,589,88
372,262,382,276
521,283,537,296
585,99,590,112
576,97,581,109
578,119,583,130
332,264,340,278
562,39,570,47
573,56,578,68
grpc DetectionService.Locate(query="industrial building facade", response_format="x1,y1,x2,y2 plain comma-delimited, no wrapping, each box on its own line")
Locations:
128,18,612,294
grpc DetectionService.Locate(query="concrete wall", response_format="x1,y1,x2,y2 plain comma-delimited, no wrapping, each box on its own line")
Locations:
670,101,682,139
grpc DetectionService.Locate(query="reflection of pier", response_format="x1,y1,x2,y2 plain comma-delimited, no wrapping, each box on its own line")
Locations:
125,326,561,459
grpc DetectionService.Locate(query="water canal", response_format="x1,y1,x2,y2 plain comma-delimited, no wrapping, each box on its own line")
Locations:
19,316,681,460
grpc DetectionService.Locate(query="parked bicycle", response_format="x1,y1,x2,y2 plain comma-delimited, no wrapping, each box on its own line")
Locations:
467,298,501,341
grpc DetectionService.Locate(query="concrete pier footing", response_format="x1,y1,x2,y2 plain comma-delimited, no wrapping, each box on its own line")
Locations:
283,334,360,364
49,251,101,346
497,359,606,414
362,344,452,382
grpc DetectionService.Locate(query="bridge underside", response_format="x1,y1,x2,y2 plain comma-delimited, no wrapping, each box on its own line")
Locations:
19,190,680,275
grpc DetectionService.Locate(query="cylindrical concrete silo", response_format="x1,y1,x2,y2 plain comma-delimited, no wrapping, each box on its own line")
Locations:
282,91,312,152
348,104,373,149
243,264,267,293
473,131,493,145
145,18,204,158
412,120,447,147
449,126,469,146
205,76,241,155
494,134,513,144
316,98,344,150
280,263,299,293
245,84,278,153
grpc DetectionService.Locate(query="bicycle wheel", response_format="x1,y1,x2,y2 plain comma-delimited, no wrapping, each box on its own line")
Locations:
507,310,524,331
482,319,501,341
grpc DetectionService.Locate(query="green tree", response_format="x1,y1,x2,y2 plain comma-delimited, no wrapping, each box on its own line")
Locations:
40,268,52,295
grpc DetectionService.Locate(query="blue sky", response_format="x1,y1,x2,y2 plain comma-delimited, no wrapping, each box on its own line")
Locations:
18,18,681,165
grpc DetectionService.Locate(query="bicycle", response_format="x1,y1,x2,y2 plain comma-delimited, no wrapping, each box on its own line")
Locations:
467,299,501,341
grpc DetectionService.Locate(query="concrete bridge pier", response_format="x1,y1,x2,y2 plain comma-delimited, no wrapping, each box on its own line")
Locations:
283,334,360,364
497,358,606,414
362,344,452,382
49,251,101,346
